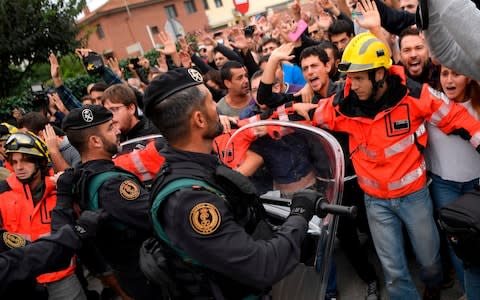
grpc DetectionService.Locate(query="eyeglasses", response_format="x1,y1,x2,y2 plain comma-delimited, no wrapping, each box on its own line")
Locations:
106,105,127,114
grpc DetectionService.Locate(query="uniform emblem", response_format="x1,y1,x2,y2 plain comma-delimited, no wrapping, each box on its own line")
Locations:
2,232,26,249
119,180,140,200
189,203,221,235
188,68,203,82
82,109,94,122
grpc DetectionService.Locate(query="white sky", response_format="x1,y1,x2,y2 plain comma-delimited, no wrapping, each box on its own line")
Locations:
87,0,108,11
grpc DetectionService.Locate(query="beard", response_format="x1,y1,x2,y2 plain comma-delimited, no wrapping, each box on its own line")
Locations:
204,115,224,140
100,135,119,156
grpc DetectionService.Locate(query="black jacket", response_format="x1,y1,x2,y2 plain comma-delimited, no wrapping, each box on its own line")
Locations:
153,146,308,298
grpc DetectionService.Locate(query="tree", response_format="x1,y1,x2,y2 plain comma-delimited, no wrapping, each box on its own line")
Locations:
0,0,85,98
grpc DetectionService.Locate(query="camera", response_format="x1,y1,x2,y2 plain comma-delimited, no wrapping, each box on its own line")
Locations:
30,83,49,111
130,57,141,69
82,52,105,75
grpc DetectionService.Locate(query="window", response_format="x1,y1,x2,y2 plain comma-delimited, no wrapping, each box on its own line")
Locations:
164,4,178,18
214,0,222,8
202,0,209,10
96,24,105,39
184,0,197,14
150,26,159,34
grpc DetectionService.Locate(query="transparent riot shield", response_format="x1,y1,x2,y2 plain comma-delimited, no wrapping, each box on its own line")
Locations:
115,134,166,186
221,121,345,300
117,134,165,154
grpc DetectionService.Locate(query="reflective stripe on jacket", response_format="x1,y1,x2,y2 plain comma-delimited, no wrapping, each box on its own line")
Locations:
113,140,165,183
0,175,75,283
311,66,480,198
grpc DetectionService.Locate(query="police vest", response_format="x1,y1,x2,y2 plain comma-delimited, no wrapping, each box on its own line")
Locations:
148,161,269,299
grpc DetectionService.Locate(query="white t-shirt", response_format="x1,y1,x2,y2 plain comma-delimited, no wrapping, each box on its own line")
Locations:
425,99,480,182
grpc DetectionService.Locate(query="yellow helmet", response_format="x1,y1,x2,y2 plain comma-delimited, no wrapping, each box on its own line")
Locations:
5,131,50,161
338,32,392,73
0,122,18,141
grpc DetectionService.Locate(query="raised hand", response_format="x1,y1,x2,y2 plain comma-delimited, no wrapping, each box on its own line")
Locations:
230,28,249,51
356,0,381,32
157,31,177,56
270,43,295,62
49,53,60,80
179,50,192,68
156,54,169,73
106,56,123,79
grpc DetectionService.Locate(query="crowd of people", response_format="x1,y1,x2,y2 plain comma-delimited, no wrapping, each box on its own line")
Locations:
1,0,480,299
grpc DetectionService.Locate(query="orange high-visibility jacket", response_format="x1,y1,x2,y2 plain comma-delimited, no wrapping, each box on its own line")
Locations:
113,140,165,183
303,66,480,198
0,174,75,283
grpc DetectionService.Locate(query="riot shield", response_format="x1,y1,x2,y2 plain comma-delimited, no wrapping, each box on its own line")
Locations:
114,134,166,185
117,134,165,154
221,120,345,300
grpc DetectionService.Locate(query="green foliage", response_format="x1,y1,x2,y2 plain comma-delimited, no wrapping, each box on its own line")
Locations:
144,49,160,67
0,94,32,121
63,74,100,99
60,54,87,79
0,0,86,97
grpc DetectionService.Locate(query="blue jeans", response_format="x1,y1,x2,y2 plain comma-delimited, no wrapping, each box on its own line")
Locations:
429,173,478,290
364,185,442,300
465,266,480,300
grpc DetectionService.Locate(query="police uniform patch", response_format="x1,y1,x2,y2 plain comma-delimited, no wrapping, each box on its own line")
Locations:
2,232,26,249
119,180,140,200
189,203,221,235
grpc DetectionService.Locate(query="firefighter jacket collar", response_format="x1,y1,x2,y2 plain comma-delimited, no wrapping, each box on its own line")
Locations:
336,66,408,119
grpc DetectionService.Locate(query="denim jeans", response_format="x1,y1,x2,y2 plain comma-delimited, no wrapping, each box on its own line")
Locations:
364,185,442,300
465,266,480,300
429,173,478,290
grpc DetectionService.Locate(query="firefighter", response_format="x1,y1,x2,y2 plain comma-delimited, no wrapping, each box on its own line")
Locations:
0,131,85,299
290,32,480,299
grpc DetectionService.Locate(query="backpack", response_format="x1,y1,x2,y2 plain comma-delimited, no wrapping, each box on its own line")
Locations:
438,187,480,267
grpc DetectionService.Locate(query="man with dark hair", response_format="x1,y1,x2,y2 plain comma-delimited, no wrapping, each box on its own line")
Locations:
328,19,355,53
316,40,342,81
398,27,440,87
218,61,251,116
17,112,49,135
261,38,281,57
102,83,159,142
89,82,108,105
141,67,321,299
59,105,160,299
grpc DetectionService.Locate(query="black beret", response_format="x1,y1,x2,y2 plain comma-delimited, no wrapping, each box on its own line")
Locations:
62,105,113,130
143,68,204,115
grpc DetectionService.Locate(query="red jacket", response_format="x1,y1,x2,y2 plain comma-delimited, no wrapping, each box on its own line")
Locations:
0,174,75,283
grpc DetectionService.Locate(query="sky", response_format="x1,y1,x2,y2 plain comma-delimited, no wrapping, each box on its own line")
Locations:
87,0,108,11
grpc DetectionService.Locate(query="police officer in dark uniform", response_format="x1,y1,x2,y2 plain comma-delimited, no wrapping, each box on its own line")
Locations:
142,68,321,299
0,210,104,298
58,105,160,299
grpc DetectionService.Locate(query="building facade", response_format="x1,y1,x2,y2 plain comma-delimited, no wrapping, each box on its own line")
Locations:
77,0,293,59
77,0,210,58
